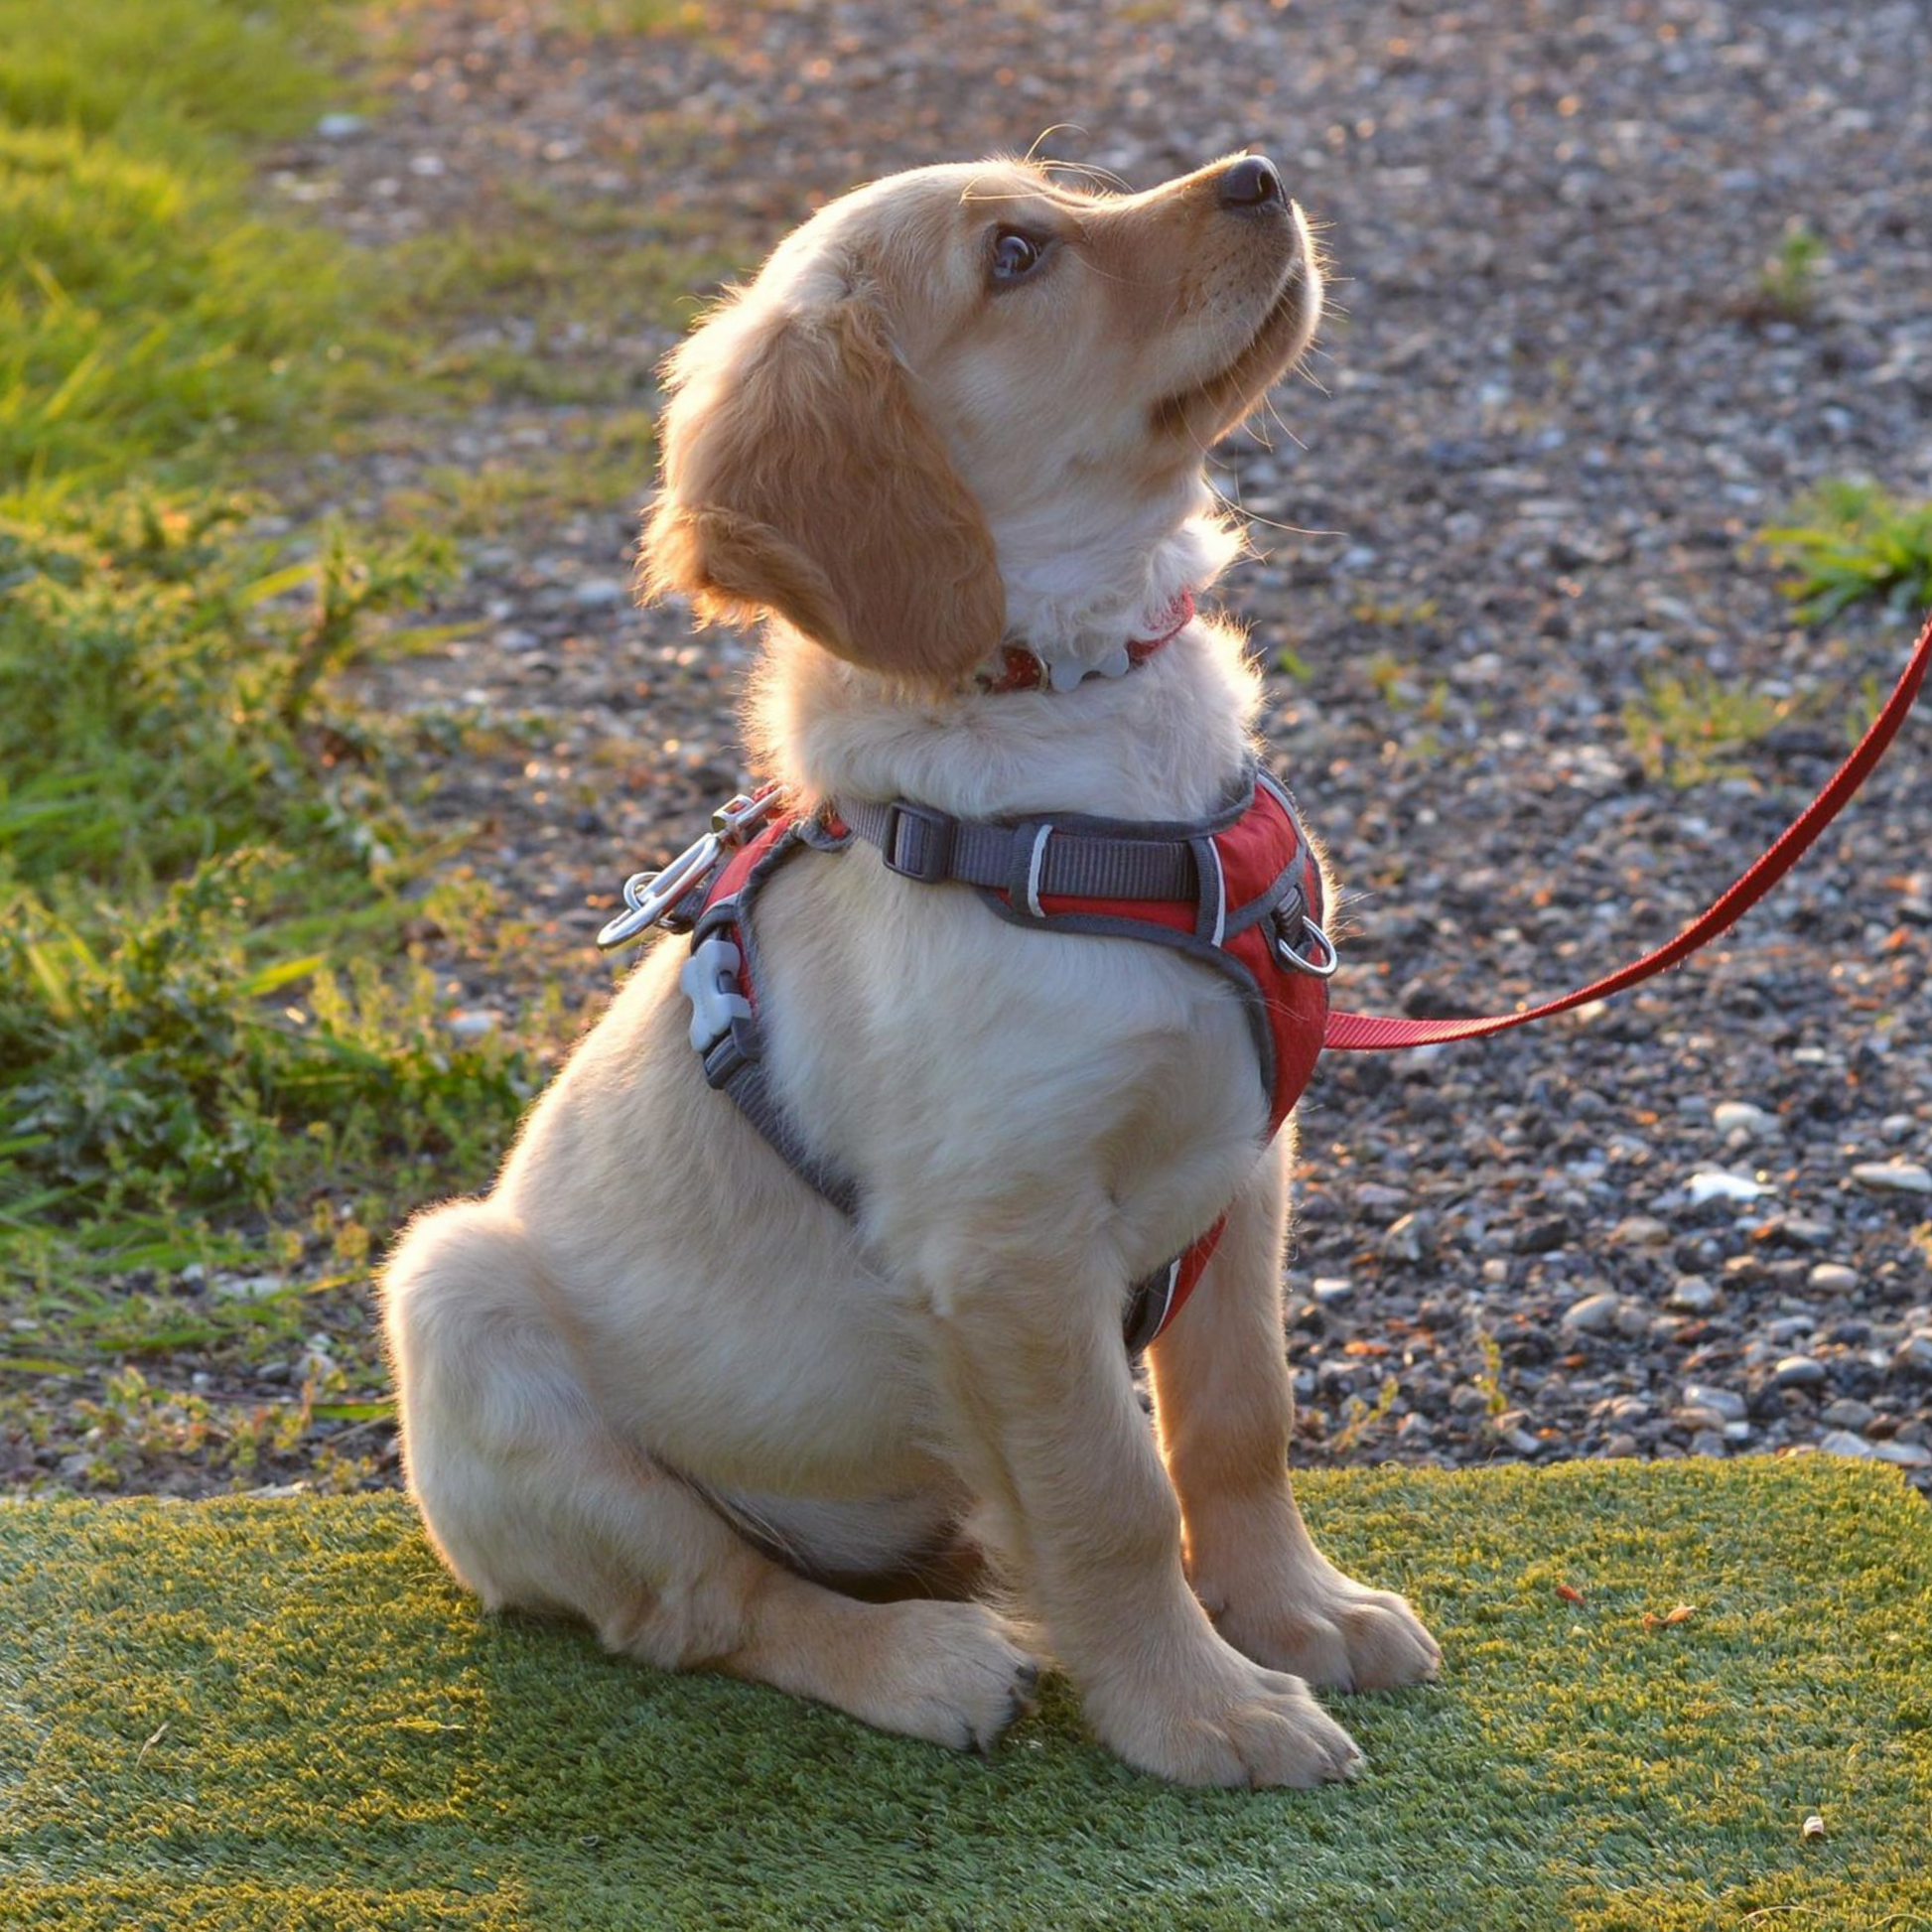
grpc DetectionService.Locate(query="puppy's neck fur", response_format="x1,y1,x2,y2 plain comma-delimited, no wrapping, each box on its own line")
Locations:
990,495,1243,690
749,511,1264,827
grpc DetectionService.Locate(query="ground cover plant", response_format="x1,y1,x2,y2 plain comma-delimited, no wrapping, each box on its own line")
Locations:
4,1458,1929,1929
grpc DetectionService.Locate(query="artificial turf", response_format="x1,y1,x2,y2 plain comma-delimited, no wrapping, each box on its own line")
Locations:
2,1457,1927,1930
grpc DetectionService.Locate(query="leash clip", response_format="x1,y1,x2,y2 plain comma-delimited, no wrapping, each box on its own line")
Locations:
597,787,783,953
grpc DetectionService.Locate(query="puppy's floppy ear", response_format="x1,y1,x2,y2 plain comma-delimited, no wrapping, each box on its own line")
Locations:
641,296,1004,688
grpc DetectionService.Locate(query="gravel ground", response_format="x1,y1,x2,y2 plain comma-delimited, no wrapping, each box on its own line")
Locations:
102,0,1932,1494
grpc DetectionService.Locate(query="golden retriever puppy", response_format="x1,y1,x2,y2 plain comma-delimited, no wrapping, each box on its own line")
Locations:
382,153,1440,1787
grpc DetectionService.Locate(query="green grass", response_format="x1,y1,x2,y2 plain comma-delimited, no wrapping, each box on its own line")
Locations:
2,1458,1928,1929
0,0,385,489
1765,480,1932,621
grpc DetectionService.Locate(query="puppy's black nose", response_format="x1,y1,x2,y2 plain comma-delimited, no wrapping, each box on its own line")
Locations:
1220,155,1285,208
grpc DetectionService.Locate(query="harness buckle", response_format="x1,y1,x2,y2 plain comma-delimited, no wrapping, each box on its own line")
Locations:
879,800,958,884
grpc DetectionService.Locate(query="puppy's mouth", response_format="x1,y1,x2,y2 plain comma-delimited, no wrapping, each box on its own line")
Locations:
1151,218,1319,444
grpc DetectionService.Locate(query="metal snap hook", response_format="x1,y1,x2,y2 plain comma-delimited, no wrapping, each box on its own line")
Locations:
596,832,722,951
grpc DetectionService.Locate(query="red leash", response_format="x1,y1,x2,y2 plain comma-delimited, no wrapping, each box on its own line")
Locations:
1324,607,1932,1051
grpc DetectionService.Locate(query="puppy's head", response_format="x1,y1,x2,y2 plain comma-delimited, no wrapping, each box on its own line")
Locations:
641,154,1321,689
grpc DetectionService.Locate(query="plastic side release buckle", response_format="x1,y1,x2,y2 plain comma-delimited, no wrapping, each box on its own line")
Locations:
681,934,754,1059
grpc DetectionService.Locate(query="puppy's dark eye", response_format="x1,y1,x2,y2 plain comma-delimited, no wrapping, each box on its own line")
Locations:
990,229,1048,285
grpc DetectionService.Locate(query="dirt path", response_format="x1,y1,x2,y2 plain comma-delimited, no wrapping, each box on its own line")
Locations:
280,0,1932,1487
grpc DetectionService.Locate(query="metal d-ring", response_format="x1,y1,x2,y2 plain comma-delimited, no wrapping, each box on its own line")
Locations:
1277,911,1340,980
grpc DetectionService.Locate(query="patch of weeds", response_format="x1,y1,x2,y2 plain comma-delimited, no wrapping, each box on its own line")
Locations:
1763,480,1932,621
0,486,540,1285
1620,668,1795,787
554,0,707,41
1331,1375,1400,1454
0,492,449,891
1471,1327,1510,1420
1731,219,1827,327
1,859,534,1241
56,1363,373,1493
1350,595,1441,629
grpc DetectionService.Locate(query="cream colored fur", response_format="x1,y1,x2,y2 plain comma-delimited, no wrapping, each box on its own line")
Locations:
382,154,1440,1786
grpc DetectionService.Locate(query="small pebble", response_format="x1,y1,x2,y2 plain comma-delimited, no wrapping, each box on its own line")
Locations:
1666,1276,1724,1314
1682,1383,1747,1423
1819,1398,1876,1431
1686,1171,1771,1205
1611,1214,1672,1249
1871,1440,1932,1469
1770,1355,1829,1390
444,1009,502,1039
1851,1162,1932,1195
1356,1182,1410,1211
1382,1211,1431,1262
1779,1218,1836,1248
573,578,630,609
1690,1430,1728,1458
1713,1101,1779,1140
1807,1262,1860,1294
1893,1332,1932,1377
1311,1278,1354,1306
210,1274,285,1303
1561,1292,1622,1335
1818,1429,1876,1459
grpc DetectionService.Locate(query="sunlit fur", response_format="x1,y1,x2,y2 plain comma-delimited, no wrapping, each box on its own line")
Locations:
382,155,1440,1787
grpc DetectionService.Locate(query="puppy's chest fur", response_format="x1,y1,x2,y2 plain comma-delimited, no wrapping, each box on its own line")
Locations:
747,795,1277,1283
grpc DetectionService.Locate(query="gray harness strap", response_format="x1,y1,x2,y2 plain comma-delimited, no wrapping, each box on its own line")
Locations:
839,797,1200,902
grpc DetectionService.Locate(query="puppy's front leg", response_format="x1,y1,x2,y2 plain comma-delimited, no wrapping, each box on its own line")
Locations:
1148,1135,1442,1693
923,1227,1362,1788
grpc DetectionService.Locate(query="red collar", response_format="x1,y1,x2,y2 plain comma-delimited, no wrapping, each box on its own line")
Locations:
976,590,1196,695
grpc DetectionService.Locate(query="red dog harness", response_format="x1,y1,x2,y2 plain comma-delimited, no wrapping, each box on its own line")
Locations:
622,763,1334,1353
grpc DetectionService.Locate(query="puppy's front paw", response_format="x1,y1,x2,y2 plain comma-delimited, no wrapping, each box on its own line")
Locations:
1215,1567,1441,1694
870,1599,1039,1752
1088,1648,1363,1788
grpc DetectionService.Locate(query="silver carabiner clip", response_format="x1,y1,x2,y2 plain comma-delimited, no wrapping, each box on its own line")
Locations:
596,832,722,952
595,787,786,953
